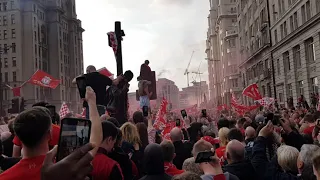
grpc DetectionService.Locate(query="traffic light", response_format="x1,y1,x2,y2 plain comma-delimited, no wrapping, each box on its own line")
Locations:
19,97,26,112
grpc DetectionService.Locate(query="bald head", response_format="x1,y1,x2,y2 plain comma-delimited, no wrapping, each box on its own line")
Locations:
86,65,96,73
170,127,183,142
226,140,245,163
245,126,256,139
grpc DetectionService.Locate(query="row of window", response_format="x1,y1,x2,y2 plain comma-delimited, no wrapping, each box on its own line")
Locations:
0,1,15,11
0,43,16,53
274,1,312,43
276,37,315,75
246,59,270,80
0,14,15,26
0,71,17,83
281,77,318,102
0,57,17,68
0,29,16,40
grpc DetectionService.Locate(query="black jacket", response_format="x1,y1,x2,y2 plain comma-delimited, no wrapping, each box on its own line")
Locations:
251,136,300,180
223,160,257,180
172,140,193,169
0,156,20,172
108,147,134,180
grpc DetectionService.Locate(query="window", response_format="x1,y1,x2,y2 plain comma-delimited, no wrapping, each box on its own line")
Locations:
293,45,301,68
288,0,292,6
283,21,288,36
10,1,14,9
311,77,319,94
12,71,16,82
298,81,304,95
4,44,7,53
301,5,306,23
280,24,284,39
274,29,278,43
12,43,16,53
34,31,37,41
231,79,238,88
279,93,284,102
283,51,290,72
306,1,311,20
4,72,8,82
278,0,282,15
11,14,15,24
4,58,7,67
11,29,15,38
293,12,298,29
290,16,294,32
277,59,281,75
305,38,315,63
12,57,16,67
3,2,7,11
272,4,277,21
35,44,37,55
3,30,7,39
287,84,293,97
3,16,6,26
317,0,320,13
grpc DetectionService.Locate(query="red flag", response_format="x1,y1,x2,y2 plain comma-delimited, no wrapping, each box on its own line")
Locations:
98,67,113,77
242,84,262,100
153,97,168,130
28,70,60,89
12,87,21,97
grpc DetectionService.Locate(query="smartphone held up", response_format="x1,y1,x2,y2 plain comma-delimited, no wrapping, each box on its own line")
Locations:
56,118,92,162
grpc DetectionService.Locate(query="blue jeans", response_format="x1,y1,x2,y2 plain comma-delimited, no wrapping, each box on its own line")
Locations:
85,105,106,119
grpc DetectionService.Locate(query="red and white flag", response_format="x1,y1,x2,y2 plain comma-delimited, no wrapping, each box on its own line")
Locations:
256,97,275,107
98,67,114,79
59,102,70,119
107,32,118,56
153,97,168,130
28,70,60,89
242,84,262,100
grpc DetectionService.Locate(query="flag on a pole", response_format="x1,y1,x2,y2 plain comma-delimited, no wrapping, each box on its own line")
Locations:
59,102,70,119
28,70,60,89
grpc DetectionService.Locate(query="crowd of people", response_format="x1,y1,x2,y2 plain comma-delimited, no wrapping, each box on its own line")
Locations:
0,65,320,180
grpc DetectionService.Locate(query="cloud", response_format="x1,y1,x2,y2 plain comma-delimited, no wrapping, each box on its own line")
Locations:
77,0,210,91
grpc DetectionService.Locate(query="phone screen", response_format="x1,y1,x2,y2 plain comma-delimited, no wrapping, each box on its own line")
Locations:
181,110,187,118
56,118,91,161
45,105,56,117
76,77,87,99
142,106,148,117
176,119,181,127
195,151,215,163
201,109,207,117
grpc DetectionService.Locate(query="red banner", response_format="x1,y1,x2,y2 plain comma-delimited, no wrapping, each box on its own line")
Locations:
153,97,168,130
242,84,262,100
12,87,21,97
28,70,60,89
98,67,113,77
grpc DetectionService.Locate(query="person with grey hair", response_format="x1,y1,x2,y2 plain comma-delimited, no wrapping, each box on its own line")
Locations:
297,144,320,180
182,157,203,176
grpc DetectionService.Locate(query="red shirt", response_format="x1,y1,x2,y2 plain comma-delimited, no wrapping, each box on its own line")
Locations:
164,162,184,176
13,124,60,147
303,125,315,136
216,146,226,166
92,150,124,180
0,155,45,180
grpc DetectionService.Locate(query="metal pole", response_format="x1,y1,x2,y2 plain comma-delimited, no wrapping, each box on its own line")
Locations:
115,22,123,76
266,0,277,99
0,50,2,117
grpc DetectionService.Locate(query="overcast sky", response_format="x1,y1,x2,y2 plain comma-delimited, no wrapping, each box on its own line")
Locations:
76,0,210,92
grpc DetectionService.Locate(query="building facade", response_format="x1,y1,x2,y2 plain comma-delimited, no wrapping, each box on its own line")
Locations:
237,0,273,105
206,0,242,106
181,81,209,108
0,0,84,113
156,78,179,109
269,0,320,106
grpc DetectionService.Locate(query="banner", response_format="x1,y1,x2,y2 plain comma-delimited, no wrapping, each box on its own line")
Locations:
28,70,60,89
98,67,113,78
242,84,262,100
255,97,275,107
107,32,118,56
153,97,168,130
59,102,70,119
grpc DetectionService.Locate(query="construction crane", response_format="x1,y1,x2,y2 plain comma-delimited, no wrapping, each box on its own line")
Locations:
184,51,195,87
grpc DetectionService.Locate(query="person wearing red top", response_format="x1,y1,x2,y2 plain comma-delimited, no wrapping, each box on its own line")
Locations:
12,102,61,158
160,140,184,176
216,127,230,165
302,114,316,136
92,121,123,180
0,107,53,180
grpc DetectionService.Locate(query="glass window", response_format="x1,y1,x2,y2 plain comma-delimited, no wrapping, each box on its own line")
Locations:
4,72,8,82
3,30,7,39
290,16,294,32
311,77,319,94
305,38,315,63
306,1,311,20
12,71,16,82
283,51,290,72
10,1,14,9
287,84,293,97
293,12,298,29
274,29,278,43
3,2,7,11
11,14,15,24
293,45,301,68
12,57,16,67
11,29,15,38
277,59,281,75
283,21,288,36
4,58,7,67
298,81,304,96
12,43,16,53
3,16,7,26
301,5,306,23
